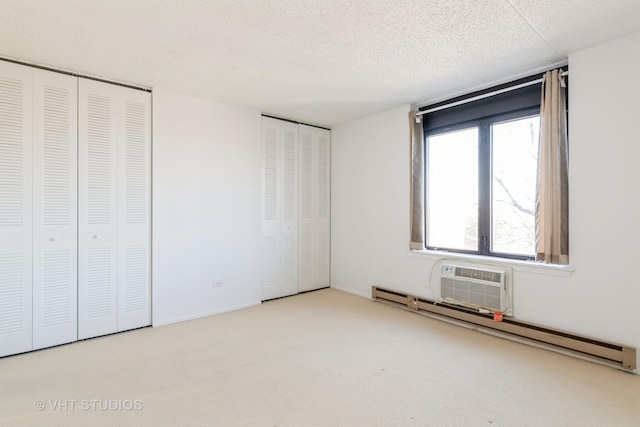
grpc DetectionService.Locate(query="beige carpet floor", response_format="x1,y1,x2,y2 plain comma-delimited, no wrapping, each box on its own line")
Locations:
0,288,639,426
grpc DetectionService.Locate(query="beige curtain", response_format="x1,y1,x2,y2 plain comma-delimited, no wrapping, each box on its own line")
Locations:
409,110,425,249
536,69,569,264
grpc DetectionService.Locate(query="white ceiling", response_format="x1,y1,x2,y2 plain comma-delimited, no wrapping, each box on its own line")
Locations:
1,0,639,127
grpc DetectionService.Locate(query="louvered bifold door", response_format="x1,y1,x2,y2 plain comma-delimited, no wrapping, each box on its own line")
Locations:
261,117,299,300
280,125,299,297
298,125,330,292
0,61,33,357
32,69,78,350
315,129,331,288
78,78,118,339
261,118,281,300
116,88,151,332
298,128,315,292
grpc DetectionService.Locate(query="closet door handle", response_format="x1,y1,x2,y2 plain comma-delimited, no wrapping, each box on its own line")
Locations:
49,237,59,242
92,235,102,240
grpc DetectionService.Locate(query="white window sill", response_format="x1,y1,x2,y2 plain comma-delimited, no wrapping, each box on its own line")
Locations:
409,249,574,278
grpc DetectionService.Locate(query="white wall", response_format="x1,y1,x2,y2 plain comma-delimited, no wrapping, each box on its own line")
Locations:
152,89,262,326
331,104,428,297
331,32,640,368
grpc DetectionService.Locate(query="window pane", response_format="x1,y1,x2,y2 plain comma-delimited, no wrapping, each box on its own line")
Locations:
491,116,539,256
427,127,478,251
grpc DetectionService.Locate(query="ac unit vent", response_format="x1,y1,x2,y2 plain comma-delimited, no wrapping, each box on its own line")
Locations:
455,267,502,283
440,262,512,315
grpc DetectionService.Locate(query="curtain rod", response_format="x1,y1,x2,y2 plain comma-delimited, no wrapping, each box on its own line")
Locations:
416,71,569,117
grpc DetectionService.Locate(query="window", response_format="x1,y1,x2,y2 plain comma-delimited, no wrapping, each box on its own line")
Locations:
421,74,551,260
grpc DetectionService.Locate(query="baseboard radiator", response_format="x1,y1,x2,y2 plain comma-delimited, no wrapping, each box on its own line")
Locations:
372,286,636,372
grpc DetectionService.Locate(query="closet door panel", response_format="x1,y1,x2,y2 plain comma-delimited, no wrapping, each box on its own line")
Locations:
298,125,330,292
78,78,118,340
32,69,78,350
316,131,331,288
298,128,315,292
261,119,282,300
117,89,151,331
280,127,298,297
0,61,33,357
261,118,299,300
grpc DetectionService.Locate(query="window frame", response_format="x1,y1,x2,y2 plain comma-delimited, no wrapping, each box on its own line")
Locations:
421,74,548,261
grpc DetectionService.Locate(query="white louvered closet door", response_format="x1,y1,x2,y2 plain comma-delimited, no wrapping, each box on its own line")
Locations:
0,61,33,357
116,88,151,332
281,125,299,297
261,120,280,300
78,78,119,339
261,117,299,300
298,125,331,292
32,69,78,350
298,129,315,292
315,129,331,288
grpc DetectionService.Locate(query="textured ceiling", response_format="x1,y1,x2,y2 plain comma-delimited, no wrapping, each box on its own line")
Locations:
1,0,639,127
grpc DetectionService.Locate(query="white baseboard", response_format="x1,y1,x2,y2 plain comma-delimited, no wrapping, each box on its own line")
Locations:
152,301,262,327
329,285,372,300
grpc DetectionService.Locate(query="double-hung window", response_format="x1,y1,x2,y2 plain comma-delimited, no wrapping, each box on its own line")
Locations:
421,75,549,260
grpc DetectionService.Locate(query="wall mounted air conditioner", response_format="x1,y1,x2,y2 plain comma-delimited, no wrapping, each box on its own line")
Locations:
439,261,512,316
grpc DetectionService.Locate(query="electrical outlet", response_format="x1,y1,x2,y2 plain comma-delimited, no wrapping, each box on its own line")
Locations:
212,280,224,288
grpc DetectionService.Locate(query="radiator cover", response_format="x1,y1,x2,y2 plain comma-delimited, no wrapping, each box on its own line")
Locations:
372,286,636,372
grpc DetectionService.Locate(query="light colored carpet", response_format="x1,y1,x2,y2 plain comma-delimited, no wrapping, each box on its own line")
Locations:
0,288,639,426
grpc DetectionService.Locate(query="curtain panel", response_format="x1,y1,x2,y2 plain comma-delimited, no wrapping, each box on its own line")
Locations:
409,110,425,249
535,69,569,264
